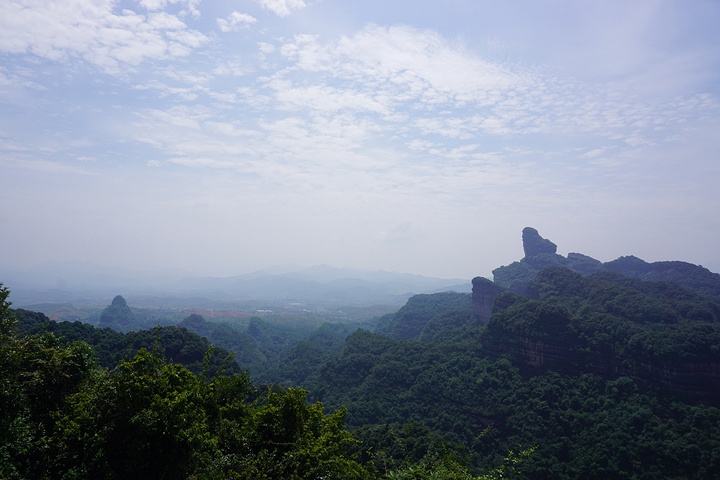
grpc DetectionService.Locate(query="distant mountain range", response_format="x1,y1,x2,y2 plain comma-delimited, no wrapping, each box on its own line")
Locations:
2,262,470,308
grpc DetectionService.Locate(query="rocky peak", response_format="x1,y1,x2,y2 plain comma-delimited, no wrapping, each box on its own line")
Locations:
522,227,557,258
111,295,127,307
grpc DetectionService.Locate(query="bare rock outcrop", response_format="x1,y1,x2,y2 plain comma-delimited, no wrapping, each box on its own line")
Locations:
522,227,557,258
471,277,504,322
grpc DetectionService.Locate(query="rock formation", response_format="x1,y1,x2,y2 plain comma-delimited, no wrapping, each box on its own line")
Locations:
111,295,127,307
522,227,557,257
494,228,720,300
99,295,135,331
471,277,504,322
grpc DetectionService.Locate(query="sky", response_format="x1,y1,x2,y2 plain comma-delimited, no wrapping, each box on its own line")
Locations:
1,0,720,281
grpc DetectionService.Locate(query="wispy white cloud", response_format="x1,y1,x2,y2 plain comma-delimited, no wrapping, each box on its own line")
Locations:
0,0,209,74
2,1,720,278
257,0,307,17
115,21,719,212
139,0,202,18
217,12,257,33
277,25,522,105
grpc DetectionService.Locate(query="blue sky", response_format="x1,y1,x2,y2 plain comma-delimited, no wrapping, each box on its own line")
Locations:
1,0,719,280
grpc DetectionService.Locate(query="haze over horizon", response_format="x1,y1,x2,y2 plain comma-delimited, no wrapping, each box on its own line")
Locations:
2,0,720,281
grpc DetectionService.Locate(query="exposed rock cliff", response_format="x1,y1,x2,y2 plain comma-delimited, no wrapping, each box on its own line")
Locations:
471,277,504,322
482,331,720,405
482,266,720,405
522,227,557,257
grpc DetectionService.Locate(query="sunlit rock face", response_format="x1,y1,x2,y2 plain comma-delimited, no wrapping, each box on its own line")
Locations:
522,227,557,258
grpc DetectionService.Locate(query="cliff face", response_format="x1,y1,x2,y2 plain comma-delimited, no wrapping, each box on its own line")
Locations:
635,358,720,405
471,277,504,322
482,334,720,405
481,335,579,369
482,266,720,405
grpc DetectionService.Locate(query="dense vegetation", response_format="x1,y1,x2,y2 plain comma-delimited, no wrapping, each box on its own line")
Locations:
14,308,241,377
304,290,720,478
4,234,720,479
495,267,720,364
1,283,529,479
374,292,474,341
297,266,720,478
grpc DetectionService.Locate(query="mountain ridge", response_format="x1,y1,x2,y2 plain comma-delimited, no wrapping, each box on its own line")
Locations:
490,227,720,300
5,262,470,308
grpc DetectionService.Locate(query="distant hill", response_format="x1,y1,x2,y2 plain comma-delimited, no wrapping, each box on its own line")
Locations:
4,262,469,309
171,265,470,306
374,291,474,341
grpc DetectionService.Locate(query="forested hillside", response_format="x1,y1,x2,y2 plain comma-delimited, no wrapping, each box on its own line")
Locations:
302,267,720,478
13,308,241,377
1,283,530,480
3,229,720,478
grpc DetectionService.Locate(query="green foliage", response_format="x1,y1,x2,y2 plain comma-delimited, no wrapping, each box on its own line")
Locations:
351,422,471,474
176,313,359,385
219,388,367,480
525,266,720,363
381,446,536,480
1,286,96,480
180,314,265,373
55,349,216,479
0,283,12,334
604,257,720,300
492,260,540,295
52,353,372,480
375,292,473,341
129,326,240,376
6,252,720,480
301,268,720,478
487,298,573,341
310,324,720,478
1,293,371,479
14,310,240,376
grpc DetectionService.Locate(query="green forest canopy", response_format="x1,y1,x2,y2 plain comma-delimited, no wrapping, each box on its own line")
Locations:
1,282,531,480
4,245,720,479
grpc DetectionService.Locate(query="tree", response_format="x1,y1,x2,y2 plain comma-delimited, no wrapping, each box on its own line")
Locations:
0,283,96,480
